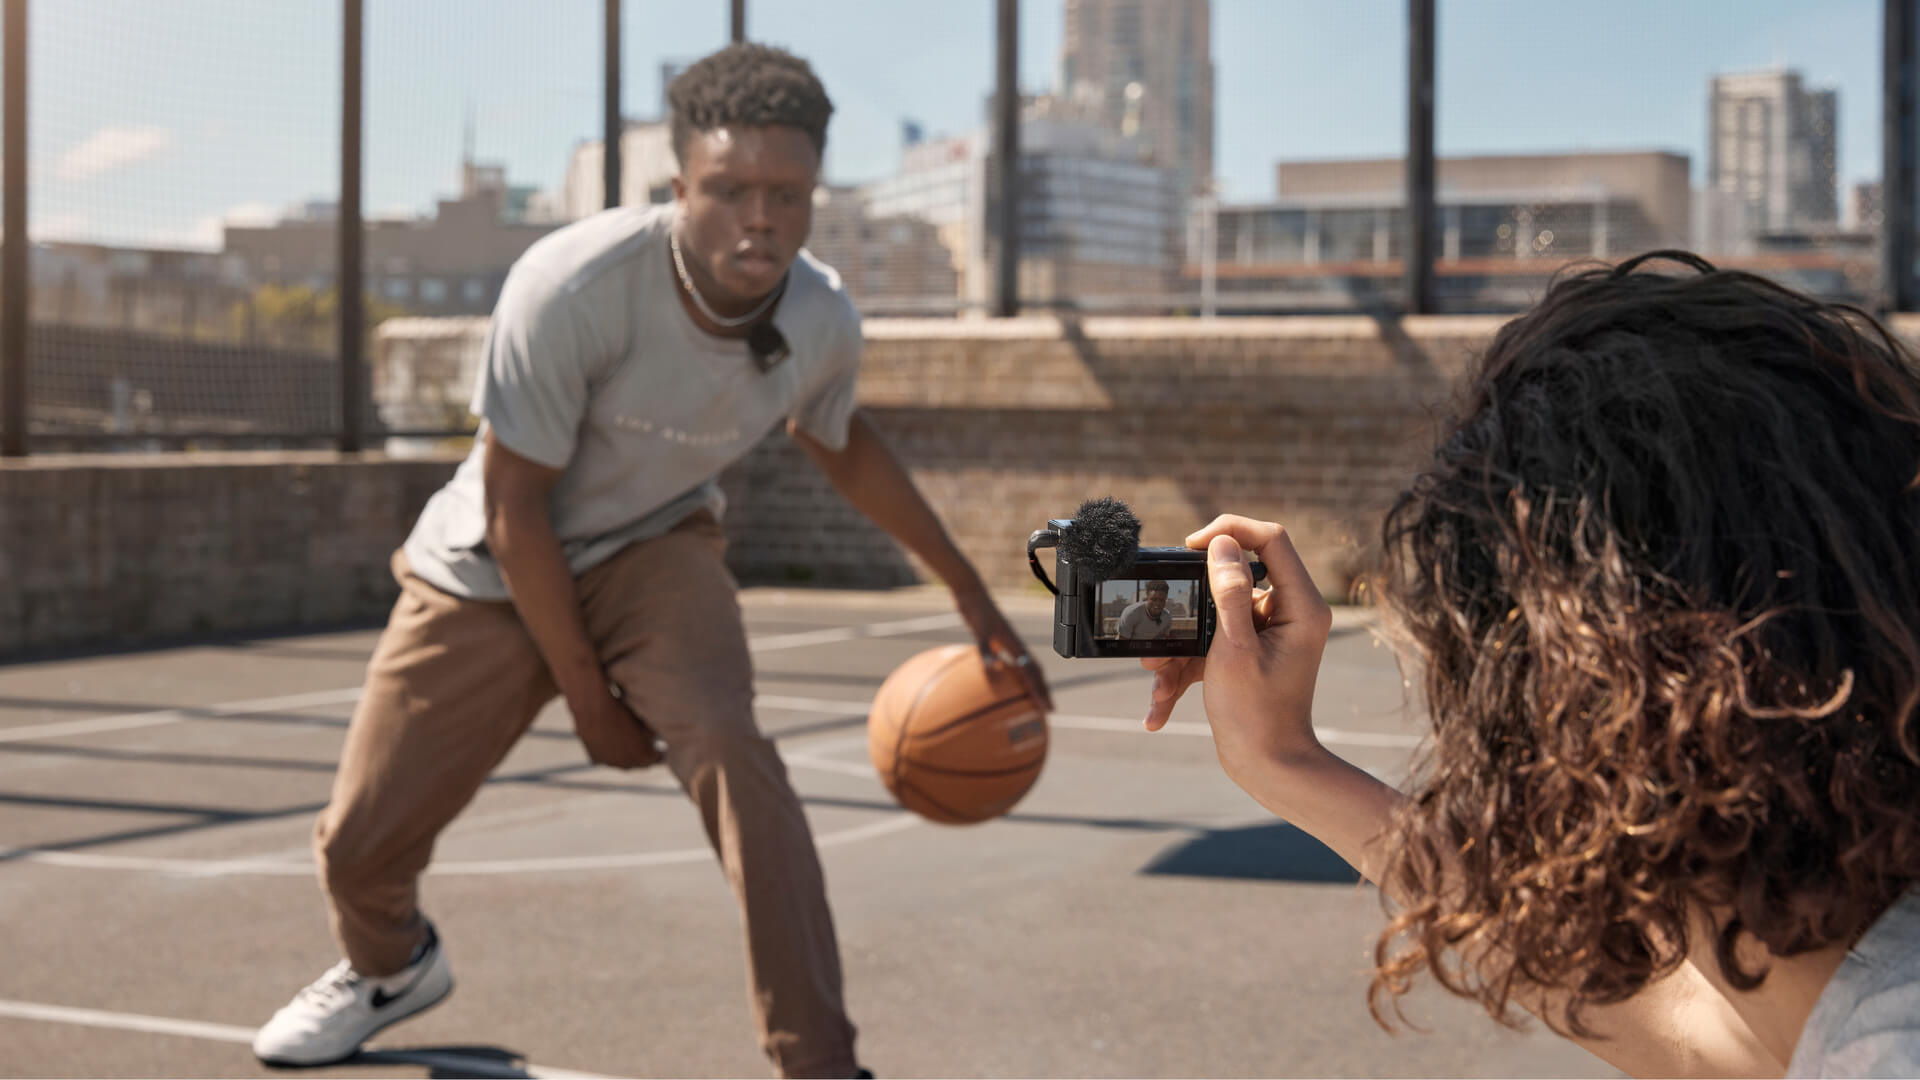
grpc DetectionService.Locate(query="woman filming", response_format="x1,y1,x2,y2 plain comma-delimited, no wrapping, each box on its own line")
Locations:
1148,252,1920,1078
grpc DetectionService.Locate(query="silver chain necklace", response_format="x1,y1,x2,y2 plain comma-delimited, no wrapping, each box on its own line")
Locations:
670,227,783,329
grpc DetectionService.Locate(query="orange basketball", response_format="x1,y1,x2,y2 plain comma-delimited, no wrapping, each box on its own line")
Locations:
868,644,1049,824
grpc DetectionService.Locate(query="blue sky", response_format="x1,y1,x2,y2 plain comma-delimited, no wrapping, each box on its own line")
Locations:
17,0,1882,250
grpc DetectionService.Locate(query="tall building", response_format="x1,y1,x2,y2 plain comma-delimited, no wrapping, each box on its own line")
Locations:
558,120,680,221
805,187,960,313
223,160,560,317
862,133,985,297
1003,95,1183,304
862,95,1182,309
1852,180,1884,232
1273,152,1694,255
29,242,251,338
1059,0,1213,205
1704,69,1839,252
1196,151,1694,310
555,65,697,220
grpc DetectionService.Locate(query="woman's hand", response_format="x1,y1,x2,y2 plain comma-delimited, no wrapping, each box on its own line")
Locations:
1142,515,1333,781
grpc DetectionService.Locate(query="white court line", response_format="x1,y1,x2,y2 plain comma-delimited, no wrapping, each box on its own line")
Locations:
757,694,1422,750
756,694,870,716
747,612,962,653
0,687,364,745
0,624,1417,876
0,811,919,878
778,753,877,779
0,614,962,748
1045,711,1423,749
0,998,610,1078
0,685,1418,754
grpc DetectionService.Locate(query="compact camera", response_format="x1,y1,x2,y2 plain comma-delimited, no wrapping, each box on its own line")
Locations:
1027,509,1266,659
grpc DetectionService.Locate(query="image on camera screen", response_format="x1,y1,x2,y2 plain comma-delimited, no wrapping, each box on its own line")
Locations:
1094,578,1200,642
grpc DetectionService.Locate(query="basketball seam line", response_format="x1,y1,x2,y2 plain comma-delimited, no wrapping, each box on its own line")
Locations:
895,752,1048,779
896,775,978,824
905,692,1036,742
892,646,971,791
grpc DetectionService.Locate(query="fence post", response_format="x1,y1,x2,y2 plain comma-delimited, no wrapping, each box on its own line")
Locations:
605,0,621,210
338,0,364,453
1405,0,1436,315
1885,0,1916,312
993,0,1020,317
2,0,28,457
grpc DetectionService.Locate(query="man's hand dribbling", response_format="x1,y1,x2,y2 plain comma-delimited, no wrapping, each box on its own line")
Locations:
1142,515,1333,784
955,586,1054,713
569,684,666,770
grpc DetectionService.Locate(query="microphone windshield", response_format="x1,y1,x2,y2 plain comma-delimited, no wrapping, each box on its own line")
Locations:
1061,496,1141,581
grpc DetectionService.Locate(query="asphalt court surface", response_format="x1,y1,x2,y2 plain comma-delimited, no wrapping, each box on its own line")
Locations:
0,588,1618,1078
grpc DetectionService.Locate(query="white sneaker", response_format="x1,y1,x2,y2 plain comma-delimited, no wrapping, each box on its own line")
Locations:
252,923,453,1066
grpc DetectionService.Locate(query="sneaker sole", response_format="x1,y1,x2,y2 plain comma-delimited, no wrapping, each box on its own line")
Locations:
253,978,455,1068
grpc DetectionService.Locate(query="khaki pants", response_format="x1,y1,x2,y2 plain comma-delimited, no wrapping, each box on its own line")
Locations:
311,512,857,1078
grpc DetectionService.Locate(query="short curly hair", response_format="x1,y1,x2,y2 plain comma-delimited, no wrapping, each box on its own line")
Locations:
666,44,833,165
1367,250,1920,1036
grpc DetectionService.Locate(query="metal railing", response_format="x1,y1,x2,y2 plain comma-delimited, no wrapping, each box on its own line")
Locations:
1,0,1914,456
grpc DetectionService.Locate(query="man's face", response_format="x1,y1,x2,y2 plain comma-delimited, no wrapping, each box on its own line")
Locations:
671,125,819,308
1146,588,1168,616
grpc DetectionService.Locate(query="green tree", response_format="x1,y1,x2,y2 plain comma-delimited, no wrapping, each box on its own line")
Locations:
230,283,407,351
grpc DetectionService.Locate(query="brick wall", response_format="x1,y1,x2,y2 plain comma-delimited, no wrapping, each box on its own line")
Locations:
718,315,1501,597
0,452,455,656
0,312,1705,657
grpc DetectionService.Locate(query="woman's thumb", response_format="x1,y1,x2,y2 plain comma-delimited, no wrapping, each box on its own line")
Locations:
1207,534,1256,648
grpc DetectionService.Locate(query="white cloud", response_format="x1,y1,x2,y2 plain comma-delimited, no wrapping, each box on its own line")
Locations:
0,212,90,243
150,201,281,251
56,125,171,181
30,212,93,241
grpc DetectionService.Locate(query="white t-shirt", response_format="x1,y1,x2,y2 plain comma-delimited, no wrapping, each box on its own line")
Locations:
1117,601,1172,640
403,205,863,600
1790,888,1920,1077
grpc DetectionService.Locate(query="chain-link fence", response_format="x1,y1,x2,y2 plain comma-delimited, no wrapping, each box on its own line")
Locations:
0,0,1907,452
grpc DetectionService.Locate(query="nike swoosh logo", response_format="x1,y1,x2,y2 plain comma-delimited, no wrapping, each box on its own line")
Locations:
368,958,429,1010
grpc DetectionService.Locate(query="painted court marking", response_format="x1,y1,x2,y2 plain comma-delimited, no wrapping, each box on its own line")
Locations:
0,614,964,748
0,687,365,745
0,613,1417,752
0,613,1416,877
746,612,962,652
757,693,1421,749
0,998,610,1078
0,812,920,878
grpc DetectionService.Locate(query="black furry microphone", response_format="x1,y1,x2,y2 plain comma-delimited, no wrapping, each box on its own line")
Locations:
1061,496,1141,581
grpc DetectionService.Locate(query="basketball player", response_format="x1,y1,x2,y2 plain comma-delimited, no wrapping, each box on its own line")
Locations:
1117,581,1173,640
251,44,1049,1079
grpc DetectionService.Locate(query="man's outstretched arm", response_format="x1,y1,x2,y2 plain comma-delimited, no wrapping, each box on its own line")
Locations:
790,409,1052,710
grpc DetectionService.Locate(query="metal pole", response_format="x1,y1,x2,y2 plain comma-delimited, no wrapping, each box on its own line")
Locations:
337,0,363,453
1885,0,1916,312
730,0,745,43
993,0,1020,317
1406,0,1436,314
1200,182,1217,318
604,0,621,210
2,0,27,457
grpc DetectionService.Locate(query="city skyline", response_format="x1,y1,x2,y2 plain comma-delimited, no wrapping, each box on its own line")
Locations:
16,0,1882,252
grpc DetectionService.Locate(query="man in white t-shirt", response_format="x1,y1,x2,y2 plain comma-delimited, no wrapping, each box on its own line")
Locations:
253,45,1049,1080
1116,581,1173,640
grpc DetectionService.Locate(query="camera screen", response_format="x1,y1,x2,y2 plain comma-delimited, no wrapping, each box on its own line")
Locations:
1093,578,1201,642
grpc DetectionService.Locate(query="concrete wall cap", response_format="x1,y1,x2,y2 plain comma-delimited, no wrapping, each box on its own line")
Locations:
860,314,1512,341
0,449,469,471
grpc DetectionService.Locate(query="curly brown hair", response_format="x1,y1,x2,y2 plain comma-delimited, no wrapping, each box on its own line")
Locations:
1367,250,1920,1035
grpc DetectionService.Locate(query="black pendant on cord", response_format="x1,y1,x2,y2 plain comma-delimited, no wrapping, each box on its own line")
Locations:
748,321,791,373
